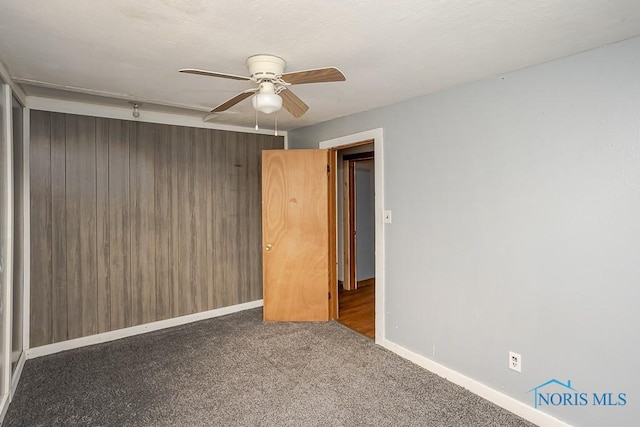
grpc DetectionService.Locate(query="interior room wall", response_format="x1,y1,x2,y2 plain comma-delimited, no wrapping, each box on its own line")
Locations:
29,110,283,347
0,65,28,423
354,160,375,281
288,36,640,427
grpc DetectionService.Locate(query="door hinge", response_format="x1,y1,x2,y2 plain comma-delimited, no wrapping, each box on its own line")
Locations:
328,292,331,300
327,164,330,173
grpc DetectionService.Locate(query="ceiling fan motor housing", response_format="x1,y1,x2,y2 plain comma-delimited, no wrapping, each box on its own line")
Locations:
246,54,286,81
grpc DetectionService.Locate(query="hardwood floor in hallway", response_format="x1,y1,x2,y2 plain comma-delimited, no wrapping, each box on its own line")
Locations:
337,279,375,339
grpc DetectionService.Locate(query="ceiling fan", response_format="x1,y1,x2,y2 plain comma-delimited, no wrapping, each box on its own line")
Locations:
179,54,346,120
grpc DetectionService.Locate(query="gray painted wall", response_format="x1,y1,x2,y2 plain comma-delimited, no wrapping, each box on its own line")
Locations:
289,36,640,427
355,160,375,281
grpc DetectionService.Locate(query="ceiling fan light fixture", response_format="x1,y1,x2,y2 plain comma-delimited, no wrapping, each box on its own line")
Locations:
252,93,282,114
181,54,345,119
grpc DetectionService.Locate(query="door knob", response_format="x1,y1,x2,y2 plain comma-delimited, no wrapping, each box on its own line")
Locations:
265,244,273,251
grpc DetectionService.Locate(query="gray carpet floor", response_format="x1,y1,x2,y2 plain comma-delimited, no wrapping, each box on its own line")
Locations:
4,308,535,426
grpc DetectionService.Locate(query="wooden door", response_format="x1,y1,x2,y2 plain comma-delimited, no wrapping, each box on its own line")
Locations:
262,149,330,321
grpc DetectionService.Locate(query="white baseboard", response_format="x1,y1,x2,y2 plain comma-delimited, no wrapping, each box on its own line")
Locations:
10,352,26,399
0,393,9,426
27,300,264,359
380,339,570,427
0,351,26,425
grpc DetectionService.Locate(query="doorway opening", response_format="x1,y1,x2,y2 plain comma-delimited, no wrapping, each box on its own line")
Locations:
320,128,385,344
334,143,375,338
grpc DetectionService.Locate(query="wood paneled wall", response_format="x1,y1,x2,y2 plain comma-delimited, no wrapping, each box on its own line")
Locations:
30,110,283,347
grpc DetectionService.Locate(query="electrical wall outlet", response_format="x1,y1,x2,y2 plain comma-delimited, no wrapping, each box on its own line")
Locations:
509,351,522,372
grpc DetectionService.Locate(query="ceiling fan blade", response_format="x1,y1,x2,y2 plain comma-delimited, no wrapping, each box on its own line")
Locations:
280,89,309,118
179,68,252,81
211,89,257,113
280,67,346,85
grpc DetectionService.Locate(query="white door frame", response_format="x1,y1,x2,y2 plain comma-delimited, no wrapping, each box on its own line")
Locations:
319,128,385,344
0,82,14,417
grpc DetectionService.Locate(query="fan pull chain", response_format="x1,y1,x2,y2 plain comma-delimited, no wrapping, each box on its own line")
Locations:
275,112,278,136
255,108,259,130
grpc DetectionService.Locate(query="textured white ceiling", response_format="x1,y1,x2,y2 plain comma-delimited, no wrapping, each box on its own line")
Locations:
1,0,640,130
